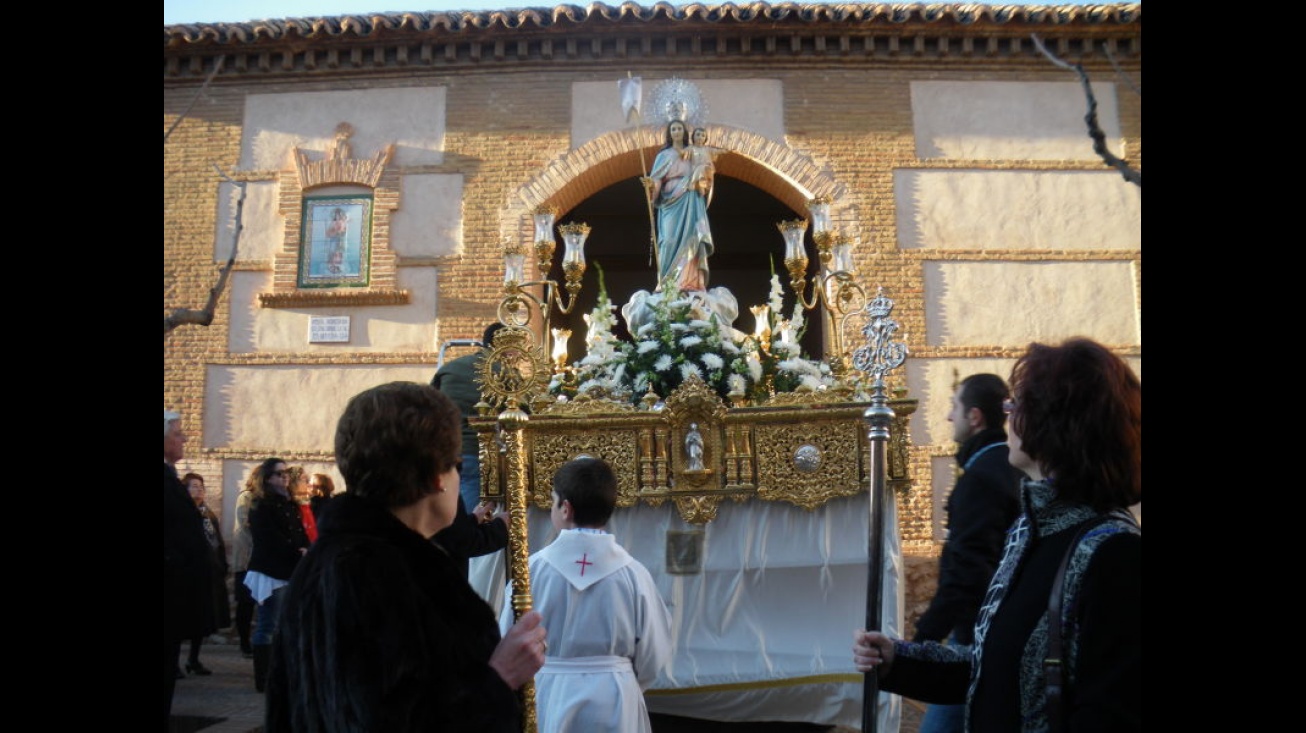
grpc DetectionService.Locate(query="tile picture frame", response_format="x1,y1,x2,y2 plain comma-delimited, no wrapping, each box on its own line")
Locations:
297,195,373,288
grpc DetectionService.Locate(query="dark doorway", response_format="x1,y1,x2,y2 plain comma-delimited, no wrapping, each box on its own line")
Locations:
546,175,824,364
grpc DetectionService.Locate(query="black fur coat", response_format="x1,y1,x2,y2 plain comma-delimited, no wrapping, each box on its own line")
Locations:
266,492,520,732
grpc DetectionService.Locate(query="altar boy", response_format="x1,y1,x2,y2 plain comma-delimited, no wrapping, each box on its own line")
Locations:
501,456,672,733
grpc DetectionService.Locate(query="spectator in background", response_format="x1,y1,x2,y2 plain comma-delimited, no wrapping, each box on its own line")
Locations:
910,373,1023,732
308,473,336,521
164,410,213,731
178,472,230,677
432,491,510,579
433,322,504,512
231,472,257,658
287,466,319,543
244,457,309,693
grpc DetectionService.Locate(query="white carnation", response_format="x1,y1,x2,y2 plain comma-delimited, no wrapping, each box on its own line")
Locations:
680,335,703,349
679,362,703,380
637,340,660,354
701,352,724,370
655,354,674,372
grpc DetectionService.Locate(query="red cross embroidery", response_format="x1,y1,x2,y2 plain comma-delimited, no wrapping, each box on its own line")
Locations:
575,553,593,576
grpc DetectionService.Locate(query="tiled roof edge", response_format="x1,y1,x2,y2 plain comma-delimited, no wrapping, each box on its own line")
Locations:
164,2,1141,46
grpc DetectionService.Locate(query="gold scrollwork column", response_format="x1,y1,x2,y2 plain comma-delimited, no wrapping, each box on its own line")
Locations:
474,323,551,733
499,405,536,732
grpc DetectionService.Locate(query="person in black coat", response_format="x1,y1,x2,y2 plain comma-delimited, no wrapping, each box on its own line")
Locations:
244,457,309,692
266,382,546,732
433,492,509,579
163,410,214,731
910,374,1023,733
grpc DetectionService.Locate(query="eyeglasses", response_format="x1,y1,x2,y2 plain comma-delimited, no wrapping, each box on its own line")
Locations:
1002,398,1017,416
271,470,288,477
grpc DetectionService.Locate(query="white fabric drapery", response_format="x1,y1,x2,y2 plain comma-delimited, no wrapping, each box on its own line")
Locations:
473,491,903,730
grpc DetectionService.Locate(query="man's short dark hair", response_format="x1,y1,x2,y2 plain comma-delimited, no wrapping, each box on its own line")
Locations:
334,382,461,509
552,456,618,528
481,322,505,348
959,373,1009,431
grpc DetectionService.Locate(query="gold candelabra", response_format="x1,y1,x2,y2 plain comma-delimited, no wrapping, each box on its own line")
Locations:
776,197,867,374
501,205,591,372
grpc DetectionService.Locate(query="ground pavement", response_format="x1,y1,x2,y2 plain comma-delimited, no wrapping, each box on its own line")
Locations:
169,638,923,733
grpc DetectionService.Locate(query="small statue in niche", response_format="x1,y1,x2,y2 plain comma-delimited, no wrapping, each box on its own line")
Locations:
685,423,705,472
330,122,354,161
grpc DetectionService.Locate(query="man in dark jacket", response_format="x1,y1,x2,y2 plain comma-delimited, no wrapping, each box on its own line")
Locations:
911,374,1023,733
163,410,214,731
433,322,503,511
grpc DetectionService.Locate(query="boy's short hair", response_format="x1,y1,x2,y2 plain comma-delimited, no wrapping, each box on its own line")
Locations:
552,456,617,528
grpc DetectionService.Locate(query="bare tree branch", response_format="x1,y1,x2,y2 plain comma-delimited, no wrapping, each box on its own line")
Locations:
164,55,226,144
165,166,246,335
1031,34,1141,188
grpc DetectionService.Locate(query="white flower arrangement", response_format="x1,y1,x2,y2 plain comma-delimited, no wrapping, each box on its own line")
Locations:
554,274,840,406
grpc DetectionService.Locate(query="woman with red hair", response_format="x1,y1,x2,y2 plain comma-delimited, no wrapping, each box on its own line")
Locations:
855,337,1140,732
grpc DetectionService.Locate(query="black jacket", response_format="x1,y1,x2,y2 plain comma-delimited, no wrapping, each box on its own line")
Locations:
266,493,520,733
913,427,1022,644
432,495,509,578
247,492,310,582
164,463,215,643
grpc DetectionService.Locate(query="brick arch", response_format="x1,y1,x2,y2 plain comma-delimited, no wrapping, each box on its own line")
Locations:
500,125,851,246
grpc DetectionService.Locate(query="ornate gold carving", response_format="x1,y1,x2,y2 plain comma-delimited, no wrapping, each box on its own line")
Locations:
499,411,537,732
531,431,640,509
762,389,850,407
294,122,395,189
475,326,551,412
754,421,865,510
257,289,410,308
538,397,637,416
472,378,918,524
674,494,726,524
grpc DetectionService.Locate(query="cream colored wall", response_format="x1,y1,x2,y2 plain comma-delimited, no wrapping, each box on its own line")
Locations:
390,174,465,258
570,78,786,148
215,181,283,263
228,268,442,353
923,261,1139,346
895,169,1141,250
239,86,448,170
203,364,439,453
901,78,1141,535
910,80,1123,160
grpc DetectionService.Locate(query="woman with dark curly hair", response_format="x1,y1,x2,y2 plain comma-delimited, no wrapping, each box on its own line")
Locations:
243,456,309,693
266,382,546,732
854,337,1140,732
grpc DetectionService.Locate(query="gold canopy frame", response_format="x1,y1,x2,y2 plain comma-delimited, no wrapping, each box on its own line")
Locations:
472,376,915,524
